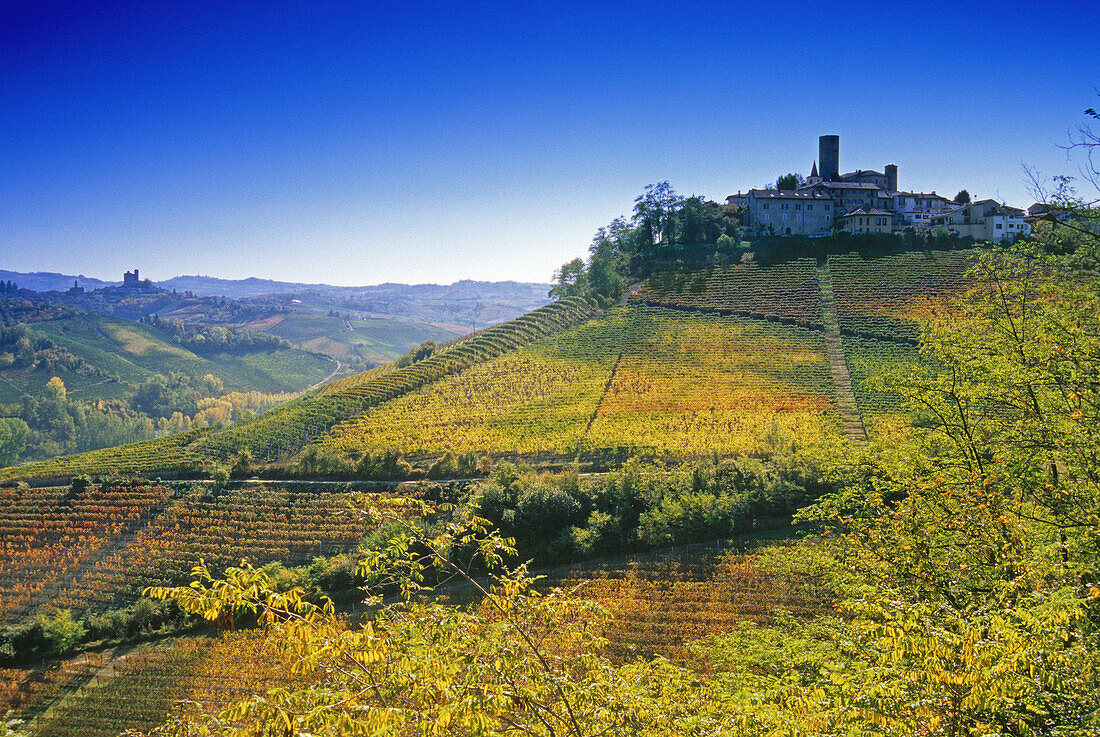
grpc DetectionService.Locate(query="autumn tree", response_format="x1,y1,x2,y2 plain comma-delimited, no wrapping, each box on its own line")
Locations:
142,500,724,735
794,249,1100,734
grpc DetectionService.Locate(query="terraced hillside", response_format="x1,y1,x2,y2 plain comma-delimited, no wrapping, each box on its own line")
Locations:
631,258,824,327
0,249,992,736
202,296,601,460
0,297,599,479
0,480,379,622
1,252,974,480
322,305,841,462
828,250,974,341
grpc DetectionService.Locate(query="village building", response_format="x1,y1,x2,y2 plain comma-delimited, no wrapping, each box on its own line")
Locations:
887,191,953,228
732,135,1030,241
745,189,833,236
839,207,895,234
930,199,1031,241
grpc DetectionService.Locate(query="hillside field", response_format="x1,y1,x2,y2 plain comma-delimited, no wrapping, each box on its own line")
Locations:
0,249,992,735
0,313,333,404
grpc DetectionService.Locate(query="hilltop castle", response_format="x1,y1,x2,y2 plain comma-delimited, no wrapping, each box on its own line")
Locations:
726,135,1030,241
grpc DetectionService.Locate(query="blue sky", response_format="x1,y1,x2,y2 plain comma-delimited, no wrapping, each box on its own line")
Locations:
2,0,1097,285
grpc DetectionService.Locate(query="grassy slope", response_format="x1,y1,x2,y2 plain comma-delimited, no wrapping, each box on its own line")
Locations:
23,314,333,396
245,309,466,364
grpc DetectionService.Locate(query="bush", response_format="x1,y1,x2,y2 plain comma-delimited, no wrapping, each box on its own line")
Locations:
38,610,86,655
211,467,230,489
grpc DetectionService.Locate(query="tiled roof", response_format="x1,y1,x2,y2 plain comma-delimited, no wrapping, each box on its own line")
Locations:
890,191,949,200
801,181,880,191
841,207,893,217
748,188,833,199
840,170,884,180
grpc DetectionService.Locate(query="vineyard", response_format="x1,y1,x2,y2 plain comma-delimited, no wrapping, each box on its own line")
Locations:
0,297,599,480
24,632,303,737
324,308,629,458
181,296,601,461
827,250,975,341
544,540,833,667
582,308,839,458
630,258,824,327
0,429,209,482
6,538,830,735
323,306,843,461
0,481,379,622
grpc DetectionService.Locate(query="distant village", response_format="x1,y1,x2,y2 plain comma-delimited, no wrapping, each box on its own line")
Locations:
726,135,1036,241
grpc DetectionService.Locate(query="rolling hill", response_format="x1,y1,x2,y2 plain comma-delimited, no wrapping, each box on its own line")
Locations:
0,249,978,481
0,312,333,406
0,248,989,737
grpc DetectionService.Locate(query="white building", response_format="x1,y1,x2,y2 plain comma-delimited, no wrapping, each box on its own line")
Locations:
888,191,953,228
931,199,1031,242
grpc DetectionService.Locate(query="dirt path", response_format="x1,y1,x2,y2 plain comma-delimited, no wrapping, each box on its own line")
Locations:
817,263,867,448
309,357,342,390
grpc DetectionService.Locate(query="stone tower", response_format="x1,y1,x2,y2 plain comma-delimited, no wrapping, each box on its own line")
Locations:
819,135,839,181
885,164,898,192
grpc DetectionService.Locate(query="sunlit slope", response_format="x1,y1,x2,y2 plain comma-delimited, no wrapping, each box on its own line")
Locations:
0,430,206,480
631,258,824,327
0,298,599,478
323,309,630,457
200,297,600,461
632,250,981,443
323,305,843,461
29,314,332,396
828,250,974,341
583,308,839,457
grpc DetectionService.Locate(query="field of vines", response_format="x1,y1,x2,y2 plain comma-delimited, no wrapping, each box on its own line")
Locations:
0,430,209,482
544,541,834,668
24,632,303,737
196,296,600,461
323,306,843,462
583,308,840,458
0,481,381,620
323,308,630,458
10,539,833,735
828,250,975,341
631,259,824,327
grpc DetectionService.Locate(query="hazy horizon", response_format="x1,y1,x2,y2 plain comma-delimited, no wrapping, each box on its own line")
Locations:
3,1,1097,285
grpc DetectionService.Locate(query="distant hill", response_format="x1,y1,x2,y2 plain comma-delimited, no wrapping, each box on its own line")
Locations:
158,275,551,302
0,270,118,292
0,312,334,405
0,269,550,301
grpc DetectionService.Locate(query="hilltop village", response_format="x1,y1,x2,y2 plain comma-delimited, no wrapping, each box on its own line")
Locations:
725,135,1032,241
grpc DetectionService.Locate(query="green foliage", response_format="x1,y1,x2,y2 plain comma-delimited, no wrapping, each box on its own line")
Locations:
228,448,252,478
775,172,804,191
790,250,1100,733
0,418,28,467
209,466,229,490
465,455,829,563
36,610,86,656
394,338,438,368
